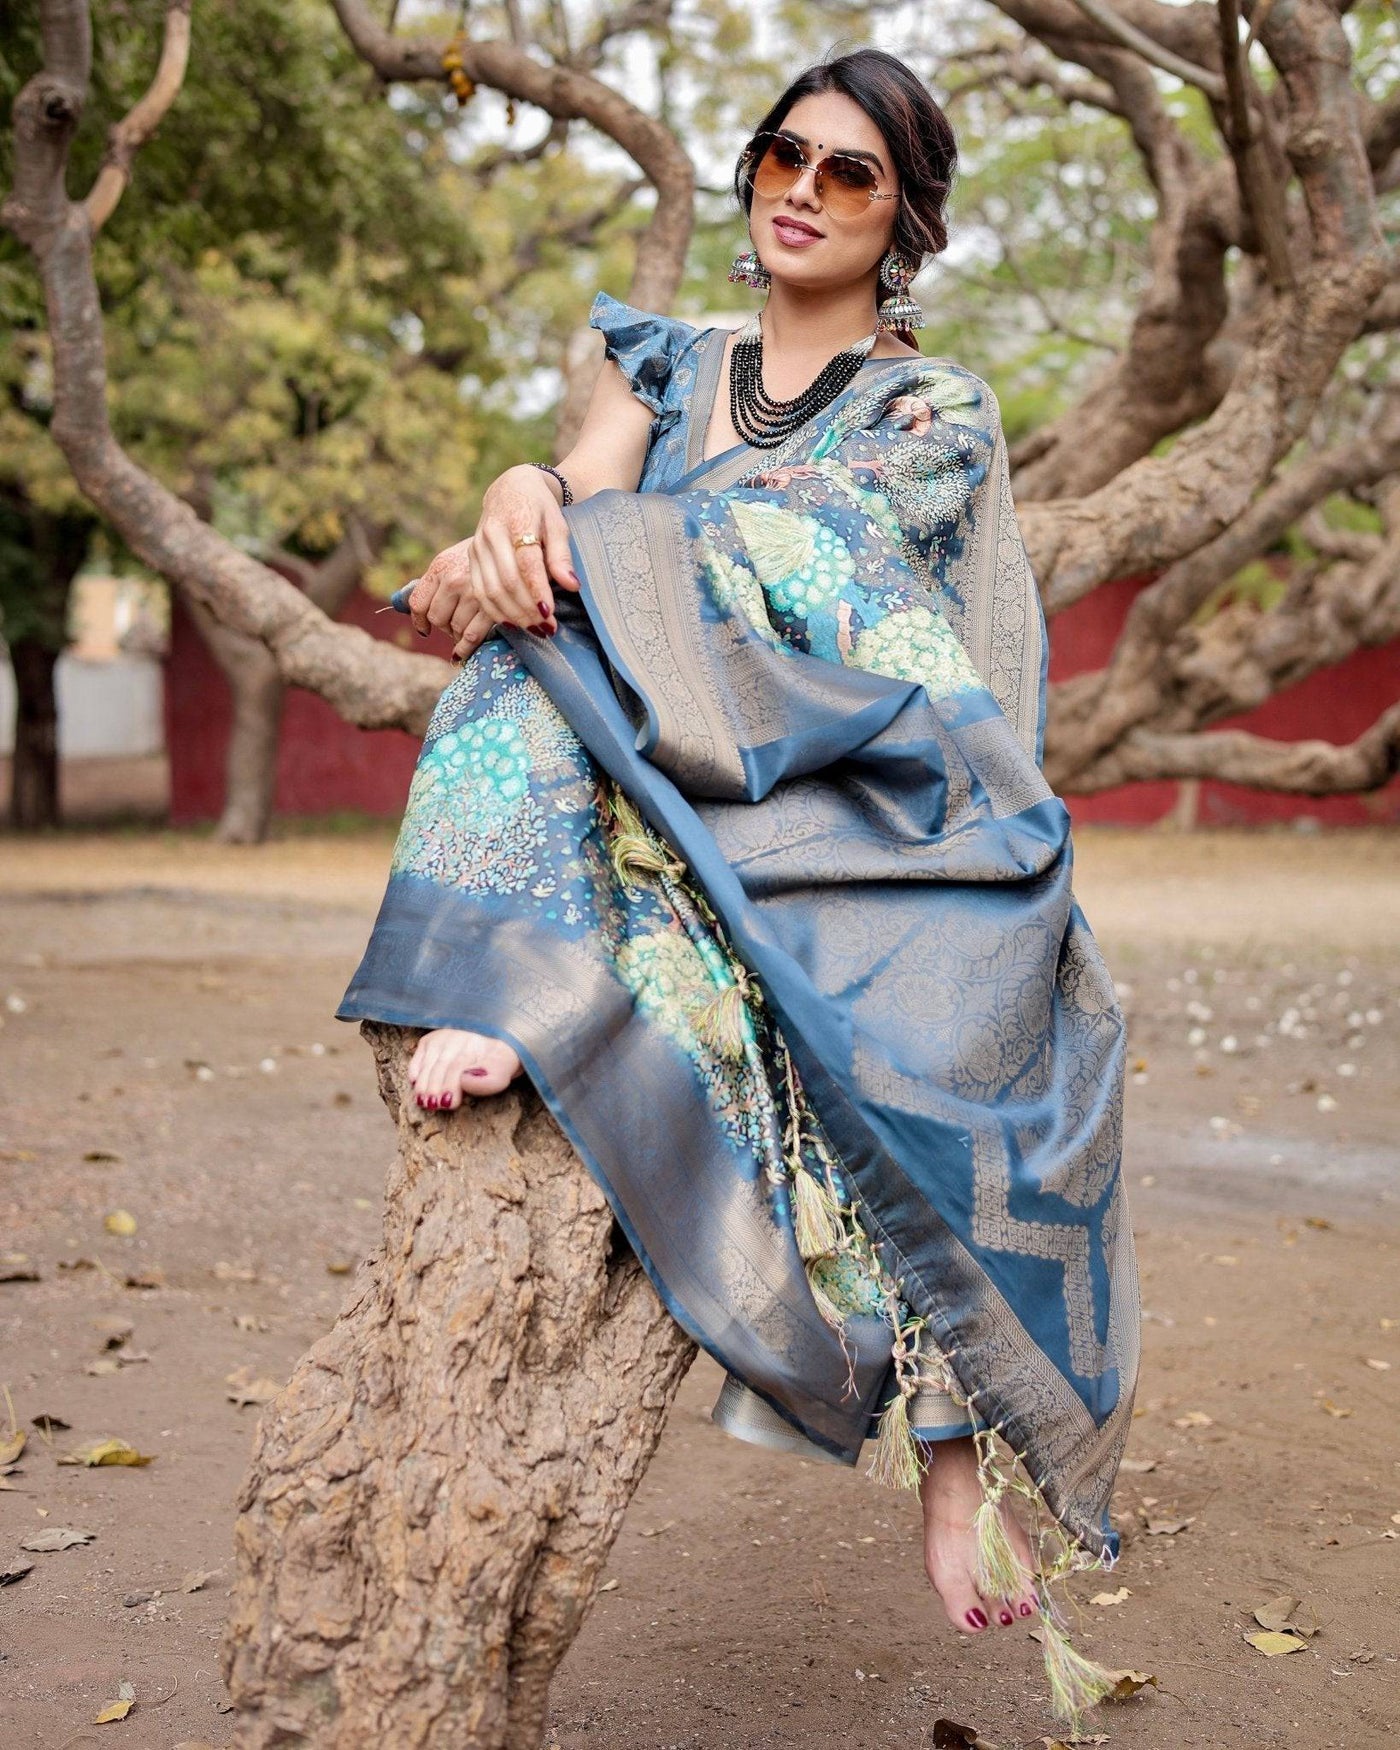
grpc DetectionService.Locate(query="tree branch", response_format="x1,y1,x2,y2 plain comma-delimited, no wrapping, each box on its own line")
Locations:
84,0,191,233
1,5,449,737
1062,0,1226,98
327,0,693,311
1090,702,1400,793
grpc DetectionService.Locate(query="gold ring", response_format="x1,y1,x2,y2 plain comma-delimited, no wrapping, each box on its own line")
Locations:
512,532,540,549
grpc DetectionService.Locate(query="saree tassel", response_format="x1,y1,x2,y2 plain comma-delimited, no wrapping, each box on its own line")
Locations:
971,1492,1026,1605
866,1389,925,1491
693,983,748,1061
605,789,683,887
790,1165,842,1260
803,1259,849,1333
1038,1611,1119,1725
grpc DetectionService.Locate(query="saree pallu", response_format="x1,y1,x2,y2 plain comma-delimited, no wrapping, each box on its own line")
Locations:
340,353,1139,1574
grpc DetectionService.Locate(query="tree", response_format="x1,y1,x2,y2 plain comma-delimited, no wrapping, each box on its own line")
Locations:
0,0,522,836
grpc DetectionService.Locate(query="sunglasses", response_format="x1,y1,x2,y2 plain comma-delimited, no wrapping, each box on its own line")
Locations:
740,130,896,220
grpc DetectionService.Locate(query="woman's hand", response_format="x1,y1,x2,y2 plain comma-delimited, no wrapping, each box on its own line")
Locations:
408,465,580,660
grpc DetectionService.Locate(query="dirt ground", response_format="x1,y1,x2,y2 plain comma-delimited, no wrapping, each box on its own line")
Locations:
0,826,1396,1750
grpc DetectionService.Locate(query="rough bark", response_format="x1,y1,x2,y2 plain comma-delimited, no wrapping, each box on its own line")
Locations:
7,637,61,831
221,1024,698,1749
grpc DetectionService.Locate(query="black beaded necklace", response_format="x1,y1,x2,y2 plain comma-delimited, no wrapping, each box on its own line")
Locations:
727,311,878,448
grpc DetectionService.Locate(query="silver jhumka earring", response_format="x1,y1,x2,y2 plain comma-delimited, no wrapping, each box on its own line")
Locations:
876,249,925,330
728,247,771,290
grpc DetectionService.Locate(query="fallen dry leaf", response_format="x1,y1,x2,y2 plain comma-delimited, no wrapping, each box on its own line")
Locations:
58,1437,154,1468
1103,1669,1159,1702
20,1525,96,1552
0,1429,25,1466
1245,1630,1308,1657
0,1558,35,1585
0,1253,40,1282
1364,1358,1391,1371
224,1366,281,1409
639,1520,676,1538
1254,1594,1319,1637
1119,1457,1157,1473
1172,1410,1214,1429
85,1358,123,1377
1144,1515,1194,1536
325,1260,353,1275
104,1210,138,1237
1319,1399,1353,1419
181,1567,221,1593
597,1578,619,1593
123,1268,165,1290
31,1412,70,1434
1090,1586,1131,1607
94,1680,136,1723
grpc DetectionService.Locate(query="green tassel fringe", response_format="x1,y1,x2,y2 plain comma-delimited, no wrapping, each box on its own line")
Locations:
971,1492,1025,1604
606,790,683,888
791,1165,842,1260
866,1390,925,1491
692,983,748,1061
1039,1612,1119,1725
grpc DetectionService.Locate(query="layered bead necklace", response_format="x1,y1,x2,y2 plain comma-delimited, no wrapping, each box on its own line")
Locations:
727,310,878,448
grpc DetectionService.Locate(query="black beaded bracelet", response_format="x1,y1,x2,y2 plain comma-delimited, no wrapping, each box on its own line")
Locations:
531,462,573,506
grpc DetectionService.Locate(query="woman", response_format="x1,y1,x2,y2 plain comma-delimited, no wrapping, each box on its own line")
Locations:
341,47,1137,1720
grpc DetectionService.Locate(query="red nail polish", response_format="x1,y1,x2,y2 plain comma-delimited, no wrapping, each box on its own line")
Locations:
966,1608,988,1630
998,1609,1013,1626
466,1068,489,1078
536,600,551,618
1019,1602,1033,1618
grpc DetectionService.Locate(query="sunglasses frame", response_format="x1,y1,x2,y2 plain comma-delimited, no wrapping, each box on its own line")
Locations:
740,129,897,218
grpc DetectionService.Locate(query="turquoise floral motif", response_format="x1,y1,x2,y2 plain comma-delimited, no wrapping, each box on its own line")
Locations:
615,925,717,1035
808,1246,888,1319
391,644,567,896
852,602,983,702
436,719,530,810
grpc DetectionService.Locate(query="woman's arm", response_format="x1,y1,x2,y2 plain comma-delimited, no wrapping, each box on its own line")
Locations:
408,359,655,655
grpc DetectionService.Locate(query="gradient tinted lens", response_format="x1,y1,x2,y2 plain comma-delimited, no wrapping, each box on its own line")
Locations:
749,133,879,217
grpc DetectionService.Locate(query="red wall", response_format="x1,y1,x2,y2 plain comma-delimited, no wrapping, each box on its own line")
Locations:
1049,573,1400,827
166,588,421,824
166,576,1400,828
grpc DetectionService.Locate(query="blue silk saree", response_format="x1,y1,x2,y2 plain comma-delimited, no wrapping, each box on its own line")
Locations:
339,292,1139,1582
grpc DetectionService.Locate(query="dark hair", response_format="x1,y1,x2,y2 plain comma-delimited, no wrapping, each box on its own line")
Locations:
733,48,957,272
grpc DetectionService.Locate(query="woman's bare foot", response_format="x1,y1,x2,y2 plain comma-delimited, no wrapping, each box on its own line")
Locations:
920,1434,1040,1632
408,1027,523,1108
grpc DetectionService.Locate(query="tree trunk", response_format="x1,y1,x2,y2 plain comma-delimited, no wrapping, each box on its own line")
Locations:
188,600,286,845
221,1023,698,1748
8,637,61,831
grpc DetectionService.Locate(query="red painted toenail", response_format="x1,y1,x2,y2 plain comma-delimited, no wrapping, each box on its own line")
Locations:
1019,1602,1033,1617
998,1609,1013,1626
966,1608,988,1630
466,1068,490,1077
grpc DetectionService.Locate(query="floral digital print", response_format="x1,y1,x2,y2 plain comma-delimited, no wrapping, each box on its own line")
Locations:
852,602,983,701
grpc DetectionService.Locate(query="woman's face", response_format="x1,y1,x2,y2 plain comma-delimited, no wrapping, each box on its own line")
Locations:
747,91,901,294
